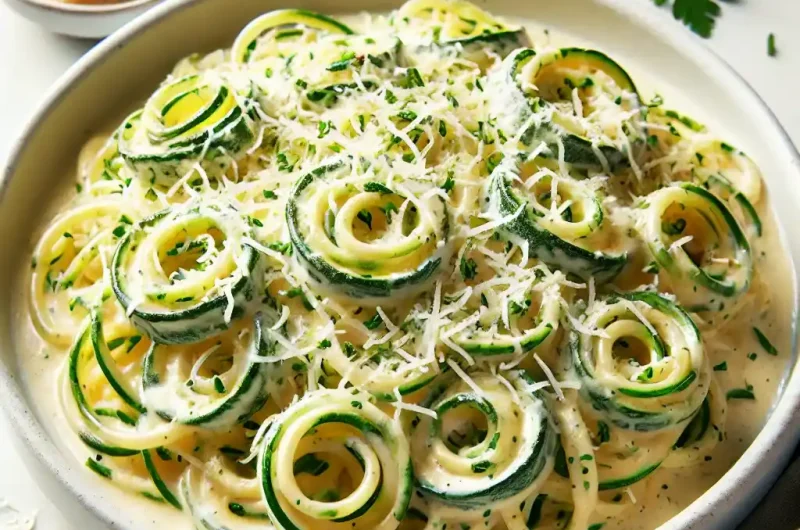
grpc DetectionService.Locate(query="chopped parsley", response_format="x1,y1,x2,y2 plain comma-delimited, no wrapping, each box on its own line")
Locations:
364,182,393,195
106,337,126,351
661,218,687,236
86,458,112,479
726,387,755,400
596,421,610,444
357,209,373,229
285,287,314,311
293,454,330,476
403,68,425,88
460,256,478,280
441,174,455,193
364,313,383,330
753,327,778,355
768,33,777,57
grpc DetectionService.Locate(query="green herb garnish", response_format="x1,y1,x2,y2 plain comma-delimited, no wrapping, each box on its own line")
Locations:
753,327,778,355
768,33,777,57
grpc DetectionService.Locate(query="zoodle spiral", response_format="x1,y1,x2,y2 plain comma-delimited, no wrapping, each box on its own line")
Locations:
25,1,772,529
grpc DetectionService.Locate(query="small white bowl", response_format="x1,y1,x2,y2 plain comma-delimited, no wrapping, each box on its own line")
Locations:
3,0,160,38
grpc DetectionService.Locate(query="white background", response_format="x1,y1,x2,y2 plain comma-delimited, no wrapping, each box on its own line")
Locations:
0,0,798,527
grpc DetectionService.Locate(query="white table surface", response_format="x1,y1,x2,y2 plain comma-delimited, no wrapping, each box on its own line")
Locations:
0,0,798,528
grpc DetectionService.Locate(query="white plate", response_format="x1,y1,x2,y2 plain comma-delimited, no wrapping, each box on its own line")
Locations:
0,0,798,528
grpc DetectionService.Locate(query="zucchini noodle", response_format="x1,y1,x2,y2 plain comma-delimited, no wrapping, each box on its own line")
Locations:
411,371,556,521
569,292,710,491
488,157,627,282
641,183,752,312
286,160,452,302
118,73,257,186
24,1,771,529
259,389,412,530
488,47,643,169
111,201,264,344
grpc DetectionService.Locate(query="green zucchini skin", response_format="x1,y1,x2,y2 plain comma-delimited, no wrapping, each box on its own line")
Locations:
118,89,255,187
110,206,264,345
397,0,530,67
598,461,662,491
141,315,271,429
412,371,556,513
78,432,140,457
449,282,562,357
142,449,182,509
417,29,531,69
232,9,354,64
488,161,627,283
304,37,403,106
457,29,530,57
703,174,762,237
90,312,146,414
68,323,141,457
675,396,711,449
488,47,641,169
286,161,451,302
570,291,707,432
66,319,189,458
457,322,554,357
642,182,753,312
259,390,412,529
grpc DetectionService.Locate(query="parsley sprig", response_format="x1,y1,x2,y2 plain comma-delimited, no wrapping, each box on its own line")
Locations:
653,0,731,39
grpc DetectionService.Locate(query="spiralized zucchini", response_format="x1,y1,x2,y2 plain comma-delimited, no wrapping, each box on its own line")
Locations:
287,161,452,302
118,73,257,186
646,107,763,205
641,183,752,312
111,201,264,344
259,389,413,530
30,199,134,345
323,321,443,401
447,268,563,357
62,315,192,454
395,0,531,70
488,47,643,169
488,157,627,283
26,1,769,529
569,292,710,490
571,292,708,431
412,371,556,518
232,9,354,64
142,316,272,428
644,108,763,237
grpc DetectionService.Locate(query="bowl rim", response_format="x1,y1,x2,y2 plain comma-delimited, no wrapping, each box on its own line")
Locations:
0,0,798,528
17,0,158,15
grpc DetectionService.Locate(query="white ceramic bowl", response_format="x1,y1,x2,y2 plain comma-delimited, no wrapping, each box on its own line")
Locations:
0,0,798,528
3,0,159,38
